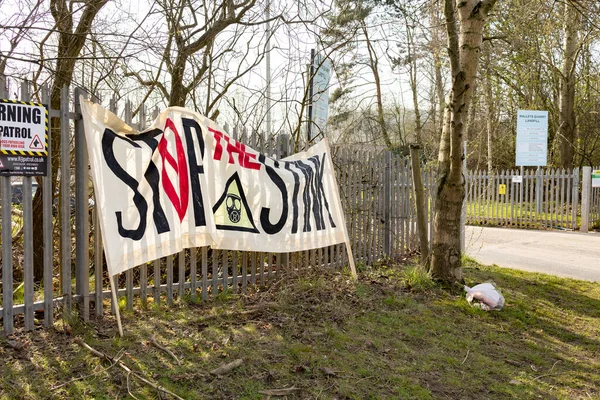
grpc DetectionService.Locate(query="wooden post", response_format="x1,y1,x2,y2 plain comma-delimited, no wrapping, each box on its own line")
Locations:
109,275,124,337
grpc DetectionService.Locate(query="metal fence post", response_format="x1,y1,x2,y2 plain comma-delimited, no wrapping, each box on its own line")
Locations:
536,167,542,214
60,85,72,315
581,166,591,233
572,167,579,230
74,88,90,321
42,84,54,327
1,76,14,334
21,81,35,331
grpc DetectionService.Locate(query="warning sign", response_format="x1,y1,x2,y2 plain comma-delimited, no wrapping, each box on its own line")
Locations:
0,99,48,176
29,134,44,150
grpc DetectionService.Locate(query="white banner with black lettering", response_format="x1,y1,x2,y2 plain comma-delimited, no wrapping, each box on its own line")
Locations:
81,100,348,277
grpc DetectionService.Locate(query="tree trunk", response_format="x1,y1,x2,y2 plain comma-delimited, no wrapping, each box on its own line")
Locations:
362,23,392,149
485,66,494,173
169,52,188,107
31,0,107,282
404,12,429,267
431,0,497,284
558,1,578,168
410,146,429,267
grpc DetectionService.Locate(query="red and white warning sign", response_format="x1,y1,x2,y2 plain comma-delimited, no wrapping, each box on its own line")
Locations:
0,100,48,154
29,134,44,150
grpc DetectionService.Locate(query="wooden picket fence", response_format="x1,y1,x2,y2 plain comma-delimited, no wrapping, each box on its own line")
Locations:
333,147,436,265
465,168,579,230
0,80,430,335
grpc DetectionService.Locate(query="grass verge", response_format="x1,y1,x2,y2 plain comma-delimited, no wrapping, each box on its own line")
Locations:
1,260,599,399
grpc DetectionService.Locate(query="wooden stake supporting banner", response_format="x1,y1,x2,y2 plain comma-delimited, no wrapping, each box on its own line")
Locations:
109,274,124,337
345,240,358,279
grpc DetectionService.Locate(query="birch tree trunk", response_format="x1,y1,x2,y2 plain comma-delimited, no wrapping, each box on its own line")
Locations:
431,0,497,283
558,1,579,168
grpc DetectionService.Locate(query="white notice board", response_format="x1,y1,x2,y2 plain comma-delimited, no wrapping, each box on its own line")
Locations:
516,110,548,167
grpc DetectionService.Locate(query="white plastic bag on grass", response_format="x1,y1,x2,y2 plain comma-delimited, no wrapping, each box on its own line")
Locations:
464,282,505,310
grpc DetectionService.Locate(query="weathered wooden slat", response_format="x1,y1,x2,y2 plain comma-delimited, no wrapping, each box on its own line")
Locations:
167,255,174,305
233,251,239,294
399,158,406,256
202,247,208,300
222,250,229,292
259,252,265,286
154,259,161,305
190,247,197,300
409,159,416,250
392,154,398,256
241,252,248,294
250,251,257,286
179,250,186,299
427,167,434,252
211,249,218,295
357,150,363,262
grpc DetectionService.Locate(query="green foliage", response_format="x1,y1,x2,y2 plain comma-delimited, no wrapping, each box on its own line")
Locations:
402,265,436,291
2,263,600,399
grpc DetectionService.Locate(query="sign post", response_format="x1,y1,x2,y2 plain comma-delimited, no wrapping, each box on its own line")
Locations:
0,99,48,176
516,110,548,214
307,50,331,144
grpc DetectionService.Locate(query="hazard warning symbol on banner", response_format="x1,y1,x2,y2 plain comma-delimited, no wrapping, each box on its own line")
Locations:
213,172,259,233
29,135,44,150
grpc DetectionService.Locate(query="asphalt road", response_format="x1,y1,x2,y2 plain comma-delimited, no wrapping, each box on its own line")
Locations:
465,226,600,283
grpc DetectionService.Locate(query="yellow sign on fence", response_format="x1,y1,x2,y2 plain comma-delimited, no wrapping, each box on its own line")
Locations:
498,184,506,195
